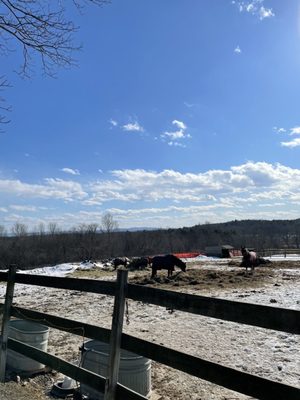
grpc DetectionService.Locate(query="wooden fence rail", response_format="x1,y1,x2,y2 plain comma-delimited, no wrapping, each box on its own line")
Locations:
0,271,299,334
127,284,300,334
7,338,146,400
3,305,300,400
0,268,300,400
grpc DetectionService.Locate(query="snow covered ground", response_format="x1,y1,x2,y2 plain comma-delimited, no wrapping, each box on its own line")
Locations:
0,256,299,399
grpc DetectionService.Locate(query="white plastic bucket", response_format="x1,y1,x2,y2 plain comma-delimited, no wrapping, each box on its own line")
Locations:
81,340,151,399
7,319,49,373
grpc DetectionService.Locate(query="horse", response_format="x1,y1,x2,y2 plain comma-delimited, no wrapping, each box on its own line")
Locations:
113,257,129,269
150,254,186,278
127,257,150,270
240,247,257,273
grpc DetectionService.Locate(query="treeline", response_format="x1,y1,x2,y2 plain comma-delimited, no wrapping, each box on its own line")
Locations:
1,218,300,270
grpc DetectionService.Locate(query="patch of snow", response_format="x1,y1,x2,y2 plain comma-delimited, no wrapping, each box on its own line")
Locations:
22,263,79,277
268,254,300,260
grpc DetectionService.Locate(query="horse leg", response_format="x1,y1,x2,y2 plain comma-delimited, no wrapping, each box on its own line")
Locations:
151,268,156,278
167,268,173,278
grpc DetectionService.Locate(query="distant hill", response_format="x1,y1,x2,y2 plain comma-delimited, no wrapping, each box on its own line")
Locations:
117,227,158,232
161,218,300,250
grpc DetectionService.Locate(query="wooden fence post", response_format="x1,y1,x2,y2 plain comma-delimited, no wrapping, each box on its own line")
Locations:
104,268,128,400
0,265,17,382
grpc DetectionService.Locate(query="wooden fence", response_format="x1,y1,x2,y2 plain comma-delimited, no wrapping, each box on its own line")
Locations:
0,265,299,400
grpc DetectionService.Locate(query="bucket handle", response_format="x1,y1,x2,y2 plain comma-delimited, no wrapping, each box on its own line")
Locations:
79,345,106,367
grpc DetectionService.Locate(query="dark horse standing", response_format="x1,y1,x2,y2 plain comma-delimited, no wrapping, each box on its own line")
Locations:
151,254,186,278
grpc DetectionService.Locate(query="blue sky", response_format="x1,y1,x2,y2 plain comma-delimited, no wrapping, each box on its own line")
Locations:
1,0,300,232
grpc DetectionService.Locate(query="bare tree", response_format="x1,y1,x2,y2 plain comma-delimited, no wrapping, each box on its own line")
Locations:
101,212,118,234
74,223,88,235
0,0,109,122
0,76,11,127
0,224,7,236
72,222,99,260
86,223,99,234
48,222,60,235
36,221,46,236
11,222,28,237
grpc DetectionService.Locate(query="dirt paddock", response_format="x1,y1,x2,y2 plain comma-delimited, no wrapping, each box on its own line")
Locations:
0,258,299,399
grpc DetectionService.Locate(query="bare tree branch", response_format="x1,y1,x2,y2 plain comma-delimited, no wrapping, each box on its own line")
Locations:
0,75,11,128
0,0,110,124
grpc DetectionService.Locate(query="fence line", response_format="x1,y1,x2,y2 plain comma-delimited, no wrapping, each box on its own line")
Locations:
1,271,299,334
3,306,300,400
259,248,300,257
0,268,300,399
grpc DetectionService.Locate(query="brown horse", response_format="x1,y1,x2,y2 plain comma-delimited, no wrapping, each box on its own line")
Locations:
240,247,257,273
151,254,186,278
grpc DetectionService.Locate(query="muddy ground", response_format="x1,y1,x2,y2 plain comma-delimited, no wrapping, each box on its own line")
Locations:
0,259,299,399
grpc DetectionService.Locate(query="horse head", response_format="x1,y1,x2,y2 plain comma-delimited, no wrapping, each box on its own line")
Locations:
172,255,186,272
241,246,249,256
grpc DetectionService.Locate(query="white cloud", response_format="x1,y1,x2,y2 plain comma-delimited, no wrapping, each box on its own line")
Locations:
259,6,274,20
2,162,300,230
122,121,144,132
275,124,300,147
290,126,300,135
172,120,187,130
273,126,286,134
163,130,185,140
233,1,275,20
10,205,37,212
61,168,80,176
160,119,191,146
54,163,300,207
0,178,87,201
281,138,300,148
234,46,242,54
86,162,300,207
167,141,187,148
109,119,118,127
